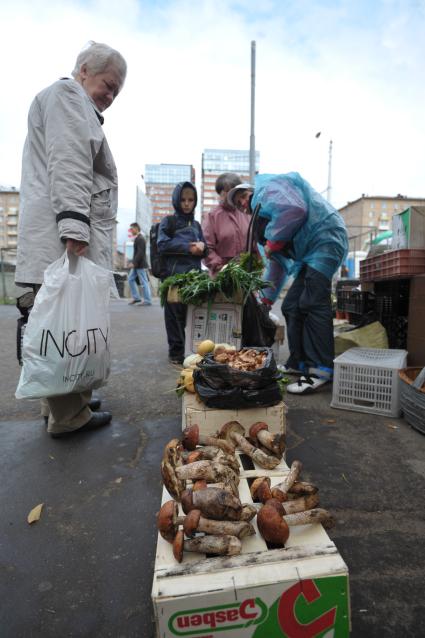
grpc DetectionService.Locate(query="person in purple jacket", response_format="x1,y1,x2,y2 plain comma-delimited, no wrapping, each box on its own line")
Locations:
202,173,253,276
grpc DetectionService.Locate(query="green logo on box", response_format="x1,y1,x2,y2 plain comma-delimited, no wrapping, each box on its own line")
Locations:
169,597,268,635
168,577,349,637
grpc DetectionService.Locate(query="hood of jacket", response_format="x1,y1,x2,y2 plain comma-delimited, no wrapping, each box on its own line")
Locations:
172,181,197,218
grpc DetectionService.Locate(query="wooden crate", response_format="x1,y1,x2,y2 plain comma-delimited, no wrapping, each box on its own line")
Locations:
152,453,350,638
182,392,287,437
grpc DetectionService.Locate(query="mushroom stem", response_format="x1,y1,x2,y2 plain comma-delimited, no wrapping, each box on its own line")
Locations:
288,481,318,496
257,429,286,456
271,460,303,500
184,510,255,539
175,460,239,485
181,487,243,521
284,508,335,530
281,493,319,514
184,534,242,557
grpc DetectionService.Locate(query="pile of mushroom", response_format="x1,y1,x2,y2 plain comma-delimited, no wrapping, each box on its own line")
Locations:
213,348,267,370
157,425,335,562
251,460,335,547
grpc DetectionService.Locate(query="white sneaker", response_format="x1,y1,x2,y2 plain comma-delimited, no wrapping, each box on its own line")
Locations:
287,375,330,394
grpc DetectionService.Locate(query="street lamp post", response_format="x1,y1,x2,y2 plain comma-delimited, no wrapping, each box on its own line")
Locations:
249,41,256,185
315,133,333,203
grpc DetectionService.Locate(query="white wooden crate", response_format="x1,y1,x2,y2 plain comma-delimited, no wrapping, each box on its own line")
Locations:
182,392,287,437
152,453,350,638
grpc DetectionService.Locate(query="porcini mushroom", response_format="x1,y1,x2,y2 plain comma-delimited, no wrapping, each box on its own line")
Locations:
249,422,286,457
157,500,183,542
182,424,235,454
183,509,255,539
181,487,242,521
271,460,303,501
257,503,290,546
172,530,242,563
219,421,280,469
161,457,186,501
250,477,273,503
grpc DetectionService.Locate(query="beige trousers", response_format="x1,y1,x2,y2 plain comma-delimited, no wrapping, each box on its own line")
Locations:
40,391,92,435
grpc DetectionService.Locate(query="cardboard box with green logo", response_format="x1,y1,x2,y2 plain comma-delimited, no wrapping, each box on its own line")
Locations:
152,455,351,637
392,206,425,250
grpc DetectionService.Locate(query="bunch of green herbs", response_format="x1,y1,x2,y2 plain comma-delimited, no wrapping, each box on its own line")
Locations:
159,258,269,307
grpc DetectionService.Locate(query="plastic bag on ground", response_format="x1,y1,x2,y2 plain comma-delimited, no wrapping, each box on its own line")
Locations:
16,253,115,399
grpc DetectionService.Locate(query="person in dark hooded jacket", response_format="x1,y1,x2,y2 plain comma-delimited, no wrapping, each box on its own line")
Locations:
157,181,207,364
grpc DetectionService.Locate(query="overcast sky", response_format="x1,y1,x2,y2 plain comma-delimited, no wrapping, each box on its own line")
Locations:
1,0,424,246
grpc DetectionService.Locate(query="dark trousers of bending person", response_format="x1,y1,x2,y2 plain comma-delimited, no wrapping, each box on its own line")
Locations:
282,265,334,379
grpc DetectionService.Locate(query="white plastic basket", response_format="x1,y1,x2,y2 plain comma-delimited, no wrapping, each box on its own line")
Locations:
331,347,408,417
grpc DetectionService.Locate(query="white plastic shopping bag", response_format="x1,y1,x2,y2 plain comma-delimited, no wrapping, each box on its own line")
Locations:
16,252,115,399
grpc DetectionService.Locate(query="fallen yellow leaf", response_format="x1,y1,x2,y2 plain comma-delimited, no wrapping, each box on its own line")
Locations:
115,477,123,484
27,503,44,524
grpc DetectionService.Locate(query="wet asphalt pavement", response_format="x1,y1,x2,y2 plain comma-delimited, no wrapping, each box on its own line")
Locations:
1,298,425,637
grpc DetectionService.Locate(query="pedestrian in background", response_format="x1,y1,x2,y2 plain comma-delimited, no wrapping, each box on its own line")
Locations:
15,41,127,436
254,172,348,394
158,182,207,364
202,173,252,276
128,222,152,306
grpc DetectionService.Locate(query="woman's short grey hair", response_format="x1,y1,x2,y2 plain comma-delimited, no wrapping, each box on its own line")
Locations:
215,172,242,195
72,41,127,83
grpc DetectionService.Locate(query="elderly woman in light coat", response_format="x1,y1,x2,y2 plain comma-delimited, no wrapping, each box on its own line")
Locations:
15,41,127,437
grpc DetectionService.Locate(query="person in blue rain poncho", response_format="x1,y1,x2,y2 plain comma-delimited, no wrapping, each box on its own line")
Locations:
253,172,348,394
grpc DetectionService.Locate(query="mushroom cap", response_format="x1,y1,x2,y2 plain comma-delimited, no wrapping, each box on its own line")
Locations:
249,422,268,440
183,509,201,536
264,498,285,516
157,500,179,542
257,505,289,545
161,458,185,501
163,438,183,467
182,424,200,451
219,421,245,441
250,476,272,502
173,530,185,562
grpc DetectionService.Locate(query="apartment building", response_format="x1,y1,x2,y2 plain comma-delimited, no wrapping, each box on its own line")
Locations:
145,164,195,225
0,186,19,254
339,194,425,252
200,149,260,223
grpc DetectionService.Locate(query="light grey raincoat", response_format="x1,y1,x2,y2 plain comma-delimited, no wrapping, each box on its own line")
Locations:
15,78,118,285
